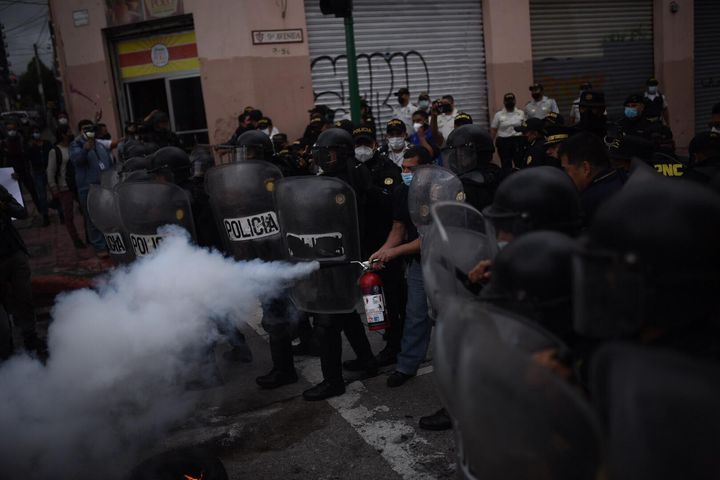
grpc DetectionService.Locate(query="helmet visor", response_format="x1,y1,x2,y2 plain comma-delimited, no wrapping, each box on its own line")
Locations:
441,145,478,174
234,145,268,162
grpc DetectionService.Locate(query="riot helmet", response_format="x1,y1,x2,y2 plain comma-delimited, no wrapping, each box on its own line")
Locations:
235,129,274,161
442,124,495,175
574,175,720,340
481,231,579,343
312,127,354,174
148,146,192,184
190,146,215,178
482,166,582,253
122,156,152,173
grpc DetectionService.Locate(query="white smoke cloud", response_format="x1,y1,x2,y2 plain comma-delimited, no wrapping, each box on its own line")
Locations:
0,227,317,479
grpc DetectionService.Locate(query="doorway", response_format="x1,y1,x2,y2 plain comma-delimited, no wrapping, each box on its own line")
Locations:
124,74,208,147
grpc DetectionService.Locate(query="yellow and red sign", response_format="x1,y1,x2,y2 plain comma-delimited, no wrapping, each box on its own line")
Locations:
117,31,198,80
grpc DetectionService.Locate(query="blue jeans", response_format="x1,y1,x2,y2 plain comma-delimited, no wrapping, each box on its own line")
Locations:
79,189,107,252
396,258,431,375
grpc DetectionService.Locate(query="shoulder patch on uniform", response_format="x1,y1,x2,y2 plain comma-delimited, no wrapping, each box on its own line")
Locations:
384,177,394,186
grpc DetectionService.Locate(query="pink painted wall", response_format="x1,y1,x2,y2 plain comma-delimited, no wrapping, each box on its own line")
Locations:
50,0,314,145
49,0,118,137
482,0,534,119
653,0,694,150
187,0,314,145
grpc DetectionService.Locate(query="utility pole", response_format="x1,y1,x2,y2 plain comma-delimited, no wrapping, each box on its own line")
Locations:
343,14,360,125
319,0,360,125
33,43,46,116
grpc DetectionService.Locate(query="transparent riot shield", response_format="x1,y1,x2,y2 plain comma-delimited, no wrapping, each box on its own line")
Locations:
87,184,135,264
422,201,490,313
116,182,196,258
275,176,362,313
453,310,602,480
434,295,567,423
205,161,284,261
408,165,465,236
100,168,120,189
592,344,720,480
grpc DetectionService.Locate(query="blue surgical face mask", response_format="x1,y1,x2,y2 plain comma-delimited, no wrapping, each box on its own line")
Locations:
647,86,658,95
401,172,414,186
624,107,639,119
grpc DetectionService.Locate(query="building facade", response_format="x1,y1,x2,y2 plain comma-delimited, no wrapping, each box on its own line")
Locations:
49,0,709,150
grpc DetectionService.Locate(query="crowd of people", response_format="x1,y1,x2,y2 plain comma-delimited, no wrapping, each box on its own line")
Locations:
1,73,720,475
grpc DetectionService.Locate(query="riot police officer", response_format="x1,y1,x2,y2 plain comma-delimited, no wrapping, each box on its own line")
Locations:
302,128,378,401
574,176,720,361
141,110,181,150
442,124,502,211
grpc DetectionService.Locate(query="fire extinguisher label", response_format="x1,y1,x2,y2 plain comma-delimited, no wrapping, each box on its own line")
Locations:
364,294,385,311
364,294,386,326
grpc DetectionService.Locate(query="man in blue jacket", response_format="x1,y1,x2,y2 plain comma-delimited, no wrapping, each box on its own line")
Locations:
70,119,111,257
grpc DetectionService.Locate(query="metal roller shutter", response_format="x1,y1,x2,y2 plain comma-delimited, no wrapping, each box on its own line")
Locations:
694,0,720,133
304,0,489,130
530,0,654,120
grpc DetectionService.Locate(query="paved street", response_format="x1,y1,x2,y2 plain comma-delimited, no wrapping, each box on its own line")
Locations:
160,315,457,479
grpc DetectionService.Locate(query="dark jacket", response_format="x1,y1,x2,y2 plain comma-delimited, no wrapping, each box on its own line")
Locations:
581,168,626,226
683,156,720,187
363,153,402,254
0,184,28,257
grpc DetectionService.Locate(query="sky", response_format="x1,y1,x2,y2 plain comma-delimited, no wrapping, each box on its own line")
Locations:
1,0,54,75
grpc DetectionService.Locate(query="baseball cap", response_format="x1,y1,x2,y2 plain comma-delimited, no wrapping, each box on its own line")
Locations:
529,83,543,91
544,111,564,125
353,125,375,143
454,112,473,127
578,90,606,108
646,77,659,86
257,117,271,129
544,125,575,146
503,93,516,101
624,94,644,105
395,87,410,97
386,118,407,133
418,91,430,100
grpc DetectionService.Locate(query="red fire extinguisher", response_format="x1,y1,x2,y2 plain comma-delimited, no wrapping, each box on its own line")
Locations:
359,270,388,331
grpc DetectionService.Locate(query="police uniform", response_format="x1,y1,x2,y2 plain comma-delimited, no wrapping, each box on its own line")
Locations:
649,153,686,178
491,106,526,171
643,91,668,121
525,95,559,120
580,169,626,225
363,151,406,355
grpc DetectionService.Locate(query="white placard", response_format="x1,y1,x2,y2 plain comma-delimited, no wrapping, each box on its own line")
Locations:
0,167,24,210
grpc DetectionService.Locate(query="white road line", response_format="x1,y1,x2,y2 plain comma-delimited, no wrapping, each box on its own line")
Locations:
244,307,444,480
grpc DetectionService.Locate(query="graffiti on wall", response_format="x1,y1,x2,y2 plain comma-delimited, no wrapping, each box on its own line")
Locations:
310,50,430,128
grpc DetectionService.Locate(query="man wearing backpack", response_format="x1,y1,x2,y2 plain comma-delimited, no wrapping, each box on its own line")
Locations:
47,125,85,249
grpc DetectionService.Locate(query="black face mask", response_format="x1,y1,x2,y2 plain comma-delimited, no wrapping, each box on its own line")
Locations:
398,97,406,105
440,104,453,114
504,102,516,110
532,93,542,101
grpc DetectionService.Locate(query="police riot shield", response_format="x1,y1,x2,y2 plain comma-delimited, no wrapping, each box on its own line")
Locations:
275,176,362,313
87,184,135,264
453,309,602,480
422,201,490,313
408,165,465,236
100,168,121,189
205,161,284,261
116,182,196,258
434,294,566,423
591,344,720,480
